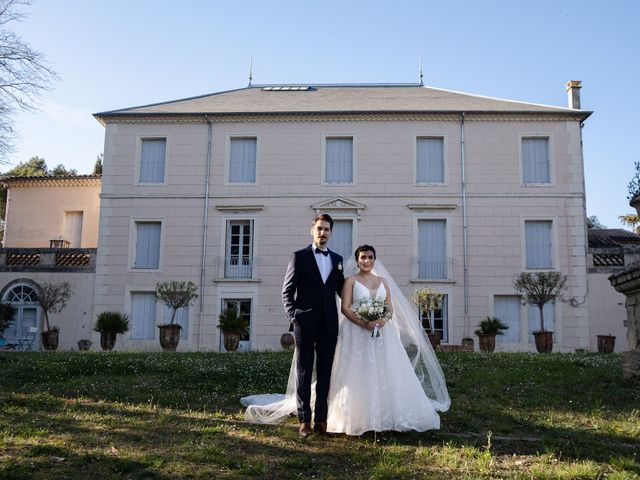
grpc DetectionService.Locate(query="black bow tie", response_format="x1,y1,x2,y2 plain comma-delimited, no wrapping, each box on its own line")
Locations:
315,248,329,256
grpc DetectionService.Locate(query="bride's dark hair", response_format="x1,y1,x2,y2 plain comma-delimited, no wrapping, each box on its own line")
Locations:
354,244,376,260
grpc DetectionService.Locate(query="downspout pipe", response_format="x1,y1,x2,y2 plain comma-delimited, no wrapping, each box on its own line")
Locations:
460,112,470,339
198,116,213,350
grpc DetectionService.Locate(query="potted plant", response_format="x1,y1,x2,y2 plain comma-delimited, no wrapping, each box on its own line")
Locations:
474,316,509,353
411,287,444,349
217,306,249,352
513,271,567,353
93,311,129,351
0,302,17,336
596,334,616,353
627,160,640,213
155,280,198,351
37,281,72,351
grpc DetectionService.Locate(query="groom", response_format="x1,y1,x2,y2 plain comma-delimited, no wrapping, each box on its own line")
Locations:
282,213,345,437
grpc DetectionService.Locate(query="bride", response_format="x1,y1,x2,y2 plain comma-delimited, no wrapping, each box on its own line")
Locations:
242,244,450,435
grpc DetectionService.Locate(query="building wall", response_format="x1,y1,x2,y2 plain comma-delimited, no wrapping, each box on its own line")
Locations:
94,117,589,352
4,183,101,248
0,271,96,350
587,273,627,352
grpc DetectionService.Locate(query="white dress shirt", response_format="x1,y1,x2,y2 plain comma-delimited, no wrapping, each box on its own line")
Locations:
313,246,332,283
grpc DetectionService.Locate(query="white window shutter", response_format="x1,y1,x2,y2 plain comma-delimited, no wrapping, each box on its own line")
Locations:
494,295,521,343
417,138,444,183
325,138,353,183
135,222,161,269
140,139,166,183
418,220,446,279
522,138,550,184
131,293,156,340
525,221,552,268
229,138,257,182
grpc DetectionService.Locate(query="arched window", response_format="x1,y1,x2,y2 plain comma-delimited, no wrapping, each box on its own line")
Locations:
2,282,40,347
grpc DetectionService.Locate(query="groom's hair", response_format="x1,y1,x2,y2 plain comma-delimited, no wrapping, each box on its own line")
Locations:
312,213,334,230
354,244,376,260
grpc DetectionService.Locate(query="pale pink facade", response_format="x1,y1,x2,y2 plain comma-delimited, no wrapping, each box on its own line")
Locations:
90,83,595,352
2,176,101,248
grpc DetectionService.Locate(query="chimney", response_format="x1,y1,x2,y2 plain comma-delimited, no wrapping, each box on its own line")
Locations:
566,80,582,109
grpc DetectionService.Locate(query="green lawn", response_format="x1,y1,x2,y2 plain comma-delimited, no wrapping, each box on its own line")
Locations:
0,351,638,479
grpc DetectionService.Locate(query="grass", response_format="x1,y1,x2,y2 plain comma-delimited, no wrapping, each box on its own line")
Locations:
0,351,638,479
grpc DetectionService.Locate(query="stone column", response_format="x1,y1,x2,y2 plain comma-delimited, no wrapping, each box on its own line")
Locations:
609,251,640,383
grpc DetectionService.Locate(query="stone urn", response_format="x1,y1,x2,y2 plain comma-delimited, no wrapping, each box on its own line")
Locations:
158,324,182,351
280,332,295,351
77,339,92,351
100,332,117,351
533,331,553,353
477,333,497,353
41,329,59,351
222,332,241,352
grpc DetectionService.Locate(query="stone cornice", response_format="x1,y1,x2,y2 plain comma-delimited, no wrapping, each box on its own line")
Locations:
1,176,101,188
95,111,589,126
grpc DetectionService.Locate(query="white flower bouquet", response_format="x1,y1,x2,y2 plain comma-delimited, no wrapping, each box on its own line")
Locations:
352,298,391,337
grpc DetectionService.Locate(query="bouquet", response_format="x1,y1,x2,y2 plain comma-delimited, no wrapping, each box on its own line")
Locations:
352,298,391,337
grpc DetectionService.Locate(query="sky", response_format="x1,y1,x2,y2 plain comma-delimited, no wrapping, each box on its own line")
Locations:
4,0,640,229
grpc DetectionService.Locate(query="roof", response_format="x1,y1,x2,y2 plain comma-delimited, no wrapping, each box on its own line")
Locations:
1,175,101,188
588,228,640,248
94,83,592,122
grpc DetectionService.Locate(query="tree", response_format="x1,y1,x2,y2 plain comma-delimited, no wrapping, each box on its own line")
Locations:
37,281,72,332
0,0,58,163
92,153,103,175
50,164,77,176
4,155,47,176
586,215,606,229
513,271,567,332
619,214,640,234
155,281,198,325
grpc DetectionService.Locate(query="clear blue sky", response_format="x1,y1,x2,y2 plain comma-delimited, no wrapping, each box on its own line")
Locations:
6,0,640,229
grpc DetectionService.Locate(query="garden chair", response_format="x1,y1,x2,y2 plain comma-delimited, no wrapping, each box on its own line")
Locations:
17,327,38,351
0,333,17,350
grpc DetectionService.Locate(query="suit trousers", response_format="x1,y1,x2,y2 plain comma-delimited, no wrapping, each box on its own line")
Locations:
293,317,337,423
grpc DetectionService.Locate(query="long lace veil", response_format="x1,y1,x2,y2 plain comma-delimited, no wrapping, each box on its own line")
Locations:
241,257,451,423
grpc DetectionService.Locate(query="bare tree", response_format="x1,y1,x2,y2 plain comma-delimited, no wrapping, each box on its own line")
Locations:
0,0,57,162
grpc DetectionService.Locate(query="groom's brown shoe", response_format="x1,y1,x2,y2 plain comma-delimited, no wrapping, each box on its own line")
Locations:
298,422,312,438
314,421,327,435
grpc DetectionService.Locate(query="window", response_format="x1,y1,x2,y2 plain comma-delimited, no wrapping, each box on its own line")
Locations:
328,219,353,260
229,137,257,183
494,295,521,344
420,294,448,342
528,302,555,344
225,220,254,278
2,283,39,346
139,138,166,183
134,222,161,269
63,211,83,247
130,293,156,340
522,137,550,184
163,305,188,339
416,137,444,183
525,220,552,269
325,137,353,183
418,219,447,279
221,299,251,351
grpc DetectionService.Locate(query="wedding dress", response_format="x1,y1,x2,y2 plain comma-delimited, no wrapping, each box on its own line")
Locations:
326,280,441,435
241,259,450,432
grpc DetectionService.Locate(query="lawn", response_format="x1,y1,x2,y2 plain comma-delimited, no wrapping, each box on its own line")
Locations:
0,351,638,479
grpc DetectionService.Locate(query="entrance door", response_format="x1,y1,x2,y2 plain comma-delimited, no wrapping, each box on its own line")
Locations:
2,283,40,348
64,211,83,247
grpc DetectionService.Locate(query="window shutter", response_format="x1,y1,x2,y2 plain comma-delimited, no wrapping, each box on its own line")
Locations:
522,138,550,184
417,138,444,183
229,138,257,182
525,221,552,268
325,138,353,183
140,139,166,183
418,220,446,279
131,293,156,340
329,220,353,260
494,296,521,343
135,222,161,269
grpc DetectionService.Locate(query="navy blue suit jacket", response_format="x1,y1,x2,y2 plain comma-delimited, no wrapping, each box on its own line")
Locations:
282,245,345,336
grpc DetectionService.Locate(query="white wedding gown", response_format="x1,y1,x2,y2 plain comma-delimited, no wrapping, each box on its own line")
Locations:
326,280,441,435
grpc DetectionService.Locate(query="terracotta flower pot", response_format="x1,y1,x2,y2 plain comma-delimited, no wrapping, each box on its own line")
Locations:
100,331,117,351
41,330,59,351
533,331,553,353
427,332,441,350
477,333,497,353
597,335,616,353
158,324,182,351
223,332,241,352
